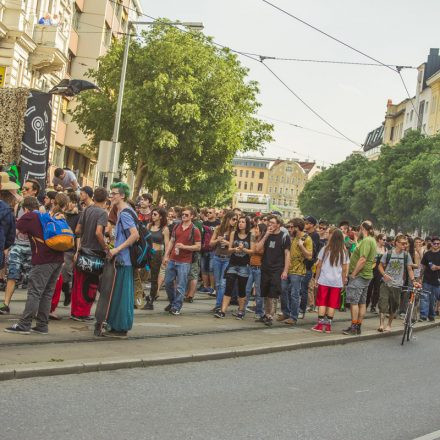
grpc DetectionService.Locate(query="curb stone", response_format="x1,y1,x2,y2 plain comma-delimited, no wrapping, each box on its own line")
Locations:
1,321,438,382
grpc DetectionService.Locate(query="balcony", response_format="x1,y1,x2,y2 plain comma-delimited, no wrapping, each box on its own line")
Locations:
29,25,68,73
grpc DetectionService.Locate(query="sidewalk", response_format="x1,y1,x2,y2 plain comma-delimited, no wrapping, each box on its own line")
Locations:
0,289,438,381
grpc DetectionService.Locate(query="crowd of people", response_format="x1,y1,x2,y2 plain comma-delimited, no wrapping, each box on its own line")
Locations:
0,167,439,339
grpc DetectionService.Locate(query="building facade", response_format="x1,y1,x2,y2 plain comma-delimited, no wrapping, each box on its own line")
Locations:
268,159,307,219
63,0,143,187
0,0,74,178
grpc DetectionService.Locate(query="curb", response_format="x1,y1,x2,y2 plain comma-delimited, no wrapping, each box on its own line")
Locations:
1,321,438,382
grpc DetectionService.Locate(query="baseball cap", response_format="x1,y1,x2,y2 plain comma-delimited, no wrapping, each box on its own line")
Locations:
80,186,93,198
303,215,317,225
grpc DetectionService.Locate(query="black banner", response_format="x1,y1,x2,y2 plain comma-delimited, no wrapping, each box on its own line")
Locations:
20,90,52,192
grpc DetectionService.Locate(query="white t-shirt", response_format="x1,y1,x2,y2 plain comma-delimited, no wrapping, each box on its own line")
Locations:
52,170,77,190
317,246,349,288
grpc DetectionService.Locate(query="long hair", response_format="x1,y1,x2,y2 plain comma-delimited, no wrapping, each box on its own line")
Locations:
218,210,236,236
150,207,167,228
237,215,251,234
257,223,267,241
323,228,347,267
52,193,69,214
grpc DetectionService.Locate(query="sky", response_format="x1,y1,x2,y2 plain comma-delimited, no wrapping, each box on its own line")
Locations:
140,0,440,166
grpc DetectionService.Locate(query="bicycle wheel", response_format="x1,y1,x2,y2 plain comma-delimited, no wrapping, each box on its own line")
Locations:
407,301,415,341
401,302,412,345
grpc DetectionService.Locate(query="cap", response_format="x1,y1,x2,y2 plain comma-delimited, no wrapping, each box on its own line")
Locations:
80,186,93,198
0,172,19,191
303,215,317,226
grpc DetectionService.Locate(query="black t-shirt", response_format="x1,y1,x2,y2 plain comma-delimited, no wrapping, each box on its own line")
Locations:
421,250,440,286
203,219,220,231
229,232,251,267
262,230,291,271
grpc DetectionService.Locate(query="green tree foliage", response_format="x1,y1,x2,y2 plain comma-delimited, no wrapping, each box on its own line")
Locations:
72,22,272,201
299,131,440,233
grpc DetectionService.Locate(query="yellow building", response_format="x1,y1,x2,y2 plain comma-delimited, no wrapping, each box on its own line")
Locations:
268,159,307,219
232,157,271,212
383,98,409,146
427,70,440,134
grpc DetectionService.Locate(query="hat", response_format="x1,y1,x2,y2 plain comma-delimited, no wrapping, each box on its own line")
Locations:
80,186,93,198
303,215,317,225
0,172,19,191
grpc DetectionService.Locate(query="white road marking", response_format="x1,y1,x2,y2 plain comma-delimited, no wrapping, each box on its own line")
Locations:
355,389,370,393
412,429,440,440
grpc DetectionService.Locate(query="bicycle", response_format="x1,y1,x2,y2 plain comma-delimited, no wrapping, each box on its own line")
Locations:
400,286,428,346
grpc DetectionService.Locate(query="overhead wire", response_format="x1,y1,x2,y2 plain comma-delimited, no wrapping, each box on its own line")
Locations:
260,0,426,135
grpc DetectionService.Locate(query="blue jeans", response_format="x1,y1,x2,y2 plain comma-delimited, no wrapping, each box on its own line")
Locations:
245,266,263,316
300,270,313,313
200,251,214,274
281,274,304,321
165,260,191,311
420,282,440,319
213,255,230,308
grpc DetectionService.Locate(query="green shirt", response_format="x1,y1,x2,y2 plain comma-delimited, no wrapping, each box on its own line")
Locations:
348,236,377,280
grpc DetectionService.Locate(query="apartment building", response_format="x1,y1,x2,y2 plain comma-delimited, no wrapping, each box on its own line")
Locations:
0,0,74,177
62,0,143,186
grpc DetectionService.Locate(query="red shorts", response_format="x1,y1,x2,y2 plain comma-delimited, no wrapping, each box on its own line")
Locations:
316,284,342,309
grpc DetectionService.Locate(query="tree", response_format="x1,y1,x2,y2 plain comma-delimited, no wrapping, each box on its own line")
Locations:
72,22,272,198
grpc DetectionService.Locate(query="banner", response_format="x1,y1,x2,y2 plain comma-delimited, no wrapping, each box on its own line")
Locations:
20,90,52,192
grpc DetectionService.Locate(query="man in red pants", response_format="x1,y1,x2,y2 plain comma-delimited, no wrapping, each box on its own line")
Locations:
70,187,109,321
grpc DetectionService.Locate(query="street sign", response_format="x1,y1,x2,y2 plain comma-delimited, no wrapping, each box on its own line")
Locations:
0,66,5,87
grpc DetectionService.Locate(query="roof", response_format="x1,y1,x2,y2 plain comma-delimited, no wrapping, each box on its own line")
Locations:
297,161,316,174
363,125,384,152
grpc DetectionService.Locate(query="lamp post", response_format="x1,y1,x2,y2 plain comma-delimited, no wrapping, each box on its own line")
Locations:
105,20,204,188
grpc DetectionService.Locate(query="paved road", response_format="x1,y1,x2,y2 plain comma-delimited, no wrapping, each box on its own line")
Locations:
2,328,440,440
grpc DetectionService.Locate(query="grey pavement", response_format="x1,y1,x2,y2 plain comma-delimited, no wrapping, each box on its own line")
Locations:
2,327,440,440
0,288,438,381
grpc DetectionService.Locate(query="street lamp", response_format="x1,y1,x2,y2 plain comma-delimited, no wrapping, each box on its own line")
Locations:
103,20,204,188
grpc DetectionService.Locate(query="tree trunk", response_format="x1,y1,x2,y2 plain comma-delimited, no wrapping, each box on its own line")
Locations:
132,160,147,198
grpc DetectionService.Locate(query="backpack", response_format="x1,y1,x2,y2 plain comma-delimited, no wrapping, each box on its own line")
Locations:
119,208,155,269
201,225,214,252
304,232,320,270
34,211,74,251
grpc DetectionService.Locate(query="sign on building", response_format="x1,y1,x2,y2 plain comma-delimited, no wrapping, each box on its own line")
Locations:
0,66,6,87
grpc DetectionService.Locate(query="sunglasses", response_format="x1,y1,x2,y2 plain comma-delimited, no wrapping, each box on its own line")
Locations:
432,242,440,246
182,213,190,217
231,218,238,222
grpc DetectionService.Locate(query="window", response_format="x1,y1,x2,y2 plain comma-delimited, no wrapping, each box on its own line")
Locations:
279,187,282,194
274,187,277,193
61,98,68,121
17,59,24,86
104,23,112,47
269,187,272,193
66,50,74,76
244,182,248,190
251,170,255,178
410,110,414,121
259,171,264,179
390,126,394,141
250,182,254,191
239,170,243,177
238,181,241,189
257,183,263,191
233,169,237,176
245,170,249,178
72,5,82,31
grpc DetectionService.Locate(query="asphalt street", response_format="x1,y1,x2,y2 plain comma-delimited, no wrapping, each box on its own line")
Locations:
2,328,440,440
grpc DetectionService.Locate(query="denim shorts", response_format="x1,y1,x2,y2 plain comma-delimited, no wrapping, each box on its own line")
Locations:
7,244,32,280
226,265,250,278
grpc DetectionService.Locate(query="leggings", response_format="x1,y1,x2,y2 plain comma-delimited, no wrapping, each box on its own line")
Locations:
224,272,249,298
149,250,163,299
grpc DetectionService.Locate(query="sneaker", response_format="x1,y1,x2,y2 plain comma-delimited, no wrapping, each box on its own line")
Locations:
103,330,128,339
143,302,154,310
342,324,357,335
70,315,84,322
298,311,305,319
276,314,288,322
255,315,266,322
170,309,181,315
264,316,273,326
208,290,217,297
71,315,93,322
31,327,48,335
246,306,255,313
418,317,427,322
0,303,10,315
211,306,221,313
184,297,194,303
306,306,316,313
214,311,226,318
198,287,209,293
369,306,376,313
83,315,94,321
284,318,297,326
324,322,332,333
399,313,405,320
164,304,172,312
356,324,361,335
4,324,30,335
49,313,61,320
236,311,245,320
311,322,324,332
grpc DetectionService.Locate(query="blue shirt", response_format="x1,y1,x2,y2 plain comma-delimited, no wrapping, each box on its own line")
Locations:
115,208,137,266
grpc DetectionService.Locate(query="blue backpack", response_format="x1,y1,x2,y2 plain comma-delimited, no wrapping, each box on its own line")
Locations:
34,211,75,251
